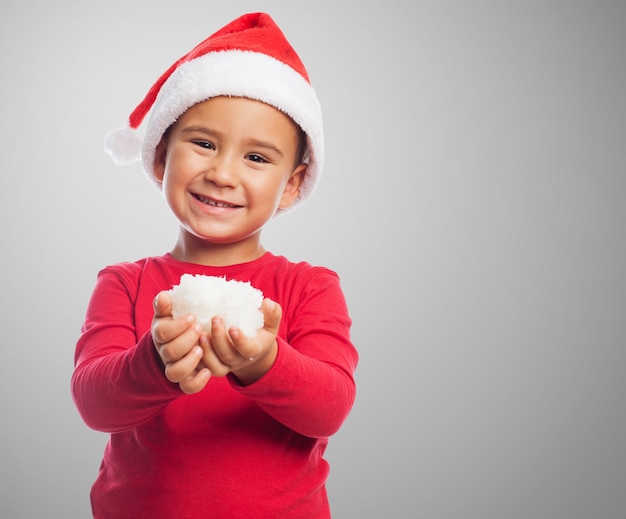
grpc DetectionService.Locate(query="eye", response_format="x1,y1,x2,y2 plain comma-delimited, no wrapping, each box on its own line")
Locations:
192,140,215,150
246,153,268,164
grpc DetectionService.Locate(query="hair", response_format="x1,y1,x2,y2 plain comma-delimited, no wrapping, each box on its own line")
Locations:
293,124,307,167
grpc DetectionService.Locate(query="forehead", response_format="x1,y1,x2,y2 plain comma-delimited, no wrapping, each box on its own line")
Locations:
179,96,298,129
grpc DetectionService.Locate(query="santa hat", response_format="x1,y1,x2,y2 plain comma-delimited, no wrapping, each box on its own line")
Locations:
104,12,323,215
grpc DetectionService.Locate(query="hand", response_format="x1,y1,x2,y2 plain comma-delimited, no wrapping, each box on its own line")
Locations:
151,291,211,394
199,298,282,385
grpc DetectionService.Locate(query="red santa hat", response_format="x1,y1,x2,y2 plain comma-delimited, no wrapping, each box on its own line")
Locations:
104,12,323,215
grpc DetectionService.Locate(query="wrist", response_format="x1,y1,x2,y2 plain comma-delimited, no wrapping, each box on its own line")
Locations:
232,340,278,386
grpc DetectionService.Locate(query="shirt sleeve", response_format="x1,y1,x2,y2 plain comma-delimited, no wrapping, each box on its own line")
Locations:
228,267,358,438
71,265,181,433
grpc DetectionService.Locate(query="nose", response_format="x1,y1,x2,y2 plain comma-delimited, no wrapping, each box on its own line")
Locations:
204,151,238,187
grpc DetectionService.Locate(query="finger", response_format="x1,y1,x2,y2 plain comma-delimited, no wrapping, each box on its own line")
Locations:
157,320,203,364
199,334,231,377
229,299,281,361
209,316,238,364
164,345,204,383
261,298,281,335
178,367,211,395
153,290,173,318
228,326,259,362
152,313,197,349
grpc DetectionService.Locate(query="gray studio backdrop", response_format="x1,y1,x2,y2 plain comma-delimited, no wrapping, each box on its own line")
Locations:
1,1,625,517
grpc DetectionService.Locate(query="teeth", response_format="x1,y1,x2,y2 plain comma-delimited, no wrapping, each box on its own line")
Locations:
196,195,235,208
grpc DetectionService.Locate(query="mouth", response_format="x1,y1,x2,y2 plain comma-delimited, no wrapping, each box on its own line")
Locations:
193,194,240,208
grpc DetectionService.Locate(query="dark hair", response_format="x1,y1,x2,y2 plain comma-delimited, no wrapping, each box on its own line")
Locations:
294,125,307,167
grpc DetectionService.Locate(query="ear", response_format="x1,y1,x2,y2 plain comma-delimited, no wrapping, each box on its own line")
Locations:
278,164,307,209
153,138,168,184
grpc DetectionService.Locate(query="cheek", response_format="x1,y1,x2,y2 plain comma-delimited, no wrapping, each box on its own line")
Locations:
161,164,189,206
162,152,195,186
248,177,288,205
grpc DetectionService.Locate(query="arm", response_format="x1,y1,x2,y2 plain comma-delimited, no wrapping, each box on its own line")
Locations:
228,269,358,438
71,267,183,432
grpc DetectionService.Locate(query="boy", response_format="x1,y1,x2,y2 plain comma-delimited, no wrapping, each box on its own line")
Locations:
71,12,358,519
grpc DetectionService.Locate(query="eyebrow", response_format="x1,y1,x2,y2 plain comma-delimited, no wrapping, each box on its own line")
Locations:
179,126,284,157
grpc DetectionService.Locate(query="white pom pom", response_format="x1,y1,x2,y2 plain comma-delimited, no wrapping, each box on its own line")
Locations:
104,126,143,165
168,274,265,337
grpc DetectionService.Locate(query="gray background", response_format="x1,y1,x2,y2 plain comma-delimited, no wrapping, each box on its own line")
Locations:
1,1,625,517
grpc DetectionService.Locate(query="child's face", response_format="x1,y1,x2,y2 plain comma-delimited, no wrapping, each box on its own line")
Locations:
154,96,306,252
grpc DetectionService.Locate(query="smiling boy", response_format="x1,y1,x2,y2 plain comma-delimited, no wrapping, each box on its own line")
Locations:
156,96,307,266
72,12,358,519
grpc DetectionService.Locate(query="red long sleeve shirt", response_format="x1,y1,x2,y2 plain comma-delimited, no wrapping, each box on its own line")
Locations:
72,252,358,518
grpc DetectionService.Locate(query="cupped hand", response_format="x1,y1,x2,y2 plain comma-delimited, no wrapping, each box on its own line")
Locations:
151,291,211,394
200,297,282,385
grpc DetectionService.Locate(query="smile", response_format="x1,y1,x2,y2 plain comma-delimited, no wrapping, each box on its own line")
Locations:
194,194,239,208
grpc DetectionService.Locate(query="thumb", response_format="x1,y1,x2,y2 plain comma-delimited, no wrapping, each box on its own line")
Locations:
261,297,282,334
153,290,173,318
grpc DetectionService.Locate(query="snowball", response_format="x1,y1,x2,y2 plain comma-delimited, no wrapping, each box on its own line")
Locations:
168,274,264,337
